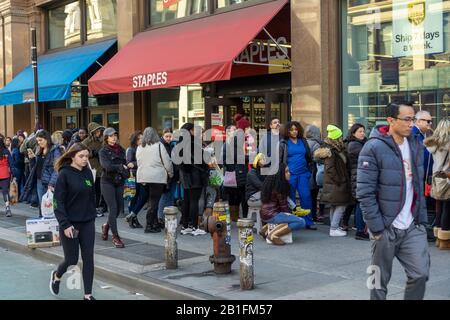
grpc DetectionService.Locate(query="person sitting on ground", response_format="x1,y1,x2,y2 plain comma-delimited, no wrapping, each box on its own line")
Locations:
260,163,306,245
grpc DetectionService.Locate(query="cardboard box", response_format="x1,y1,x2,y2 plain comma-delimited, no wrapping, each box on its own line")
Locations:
26,218,60,248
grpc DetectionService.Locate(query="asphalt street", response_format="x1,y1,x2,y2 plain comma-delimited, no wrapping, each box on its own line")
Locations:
0,247,153,300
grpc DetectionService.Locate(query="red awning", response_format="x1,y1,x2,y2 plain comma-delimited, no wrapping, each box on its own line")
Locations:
88,0,288,95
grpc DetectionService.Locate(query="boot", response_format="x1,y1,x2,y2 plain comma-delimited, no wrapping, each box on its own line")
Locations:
267,223,290,245
229,205,240,222
437,229,450,250
132,216,143,228
434,227,441,248
259,224,268,239
101,223,109,241
112,234,125,248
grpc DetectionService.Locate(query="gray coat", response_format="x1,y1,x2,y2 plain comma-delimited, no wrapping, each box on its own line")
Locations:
356,125,427,234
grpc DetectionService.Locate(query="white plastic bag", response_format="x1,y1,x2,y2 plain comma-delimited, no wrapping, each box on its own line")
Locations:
41,190,55,218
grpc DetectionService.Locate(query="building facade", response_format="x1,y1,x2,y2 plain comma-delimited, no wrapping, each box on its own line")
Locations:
0,0,448,143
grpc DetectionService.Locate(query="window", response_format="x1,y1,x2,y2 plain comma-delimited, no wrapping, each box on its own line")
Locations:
86,0,117,41
148,0,208,25
342,0,450,134
216,0,249,9
48,0,117,50
48,1,81,49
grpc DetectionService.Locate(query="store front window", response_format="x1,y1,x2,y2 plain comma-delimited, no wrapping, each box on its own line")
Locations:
86,0,117,41
49,1,81,49
342,0,450,134
188,88,205,127
148,0,208,25
148,88,180,133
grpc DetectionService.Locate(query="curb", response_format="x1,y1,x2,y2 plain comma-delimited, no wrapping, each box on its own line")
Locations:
0,226,219,300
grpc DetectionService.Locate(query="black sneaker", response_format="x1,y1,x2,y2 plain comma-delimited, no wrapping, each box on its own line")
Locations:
84,295,96,300
96,209,105,218
355,232,370,241
49,271,60,296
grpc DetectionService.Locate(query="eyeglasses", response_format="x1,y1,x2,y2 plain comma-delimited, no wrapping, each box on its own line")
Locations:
419,119,432,124
394,117,415,123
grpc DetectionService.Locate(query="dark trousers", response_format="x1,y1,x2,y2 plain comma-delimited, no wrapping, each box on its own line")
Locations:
310,188,319,220
101,182,124,235
0,178,10,202
56,220,95,295
435,200,450,230
181,188,203,228
343,204,356,227
146,183,165,227
95,178,107,209
224,186,248,218
129,183,148,216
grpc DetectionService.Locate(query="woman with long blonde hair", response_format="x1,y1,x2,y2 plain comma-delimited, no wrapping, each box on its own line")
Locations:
424,118,450,250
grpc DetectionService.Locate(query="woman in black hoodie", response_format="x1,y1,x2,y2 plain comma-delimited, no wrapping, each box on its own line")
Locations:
50,143,97,300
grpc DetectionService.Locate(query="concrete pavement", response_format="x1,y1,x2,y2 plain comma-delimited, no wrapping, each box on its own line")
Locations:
0,203,449,300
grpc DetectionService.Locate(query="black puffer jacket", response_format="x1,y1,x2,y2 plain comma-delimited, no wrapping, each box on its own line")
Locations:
99,144,129,186
346,137,367,199
178,138,209,189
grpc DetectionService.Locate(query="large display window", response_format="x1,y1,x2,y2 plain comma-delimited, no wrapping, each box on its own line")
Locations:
342,0,450,133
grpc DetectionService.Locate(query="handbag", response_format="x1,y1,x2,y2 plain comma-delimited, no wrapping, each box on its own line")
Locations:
223,170,237,188
123,172,136,200
424,154,432,197
431,151,450,200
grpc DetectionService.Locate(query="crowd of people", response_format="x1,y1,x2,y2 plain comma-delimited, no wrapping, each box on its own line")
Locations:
0,102,448,300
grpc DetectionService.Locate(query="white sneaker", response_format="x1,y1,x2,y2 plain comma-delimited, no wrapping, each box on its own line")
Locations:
330,228,347,237
181,226,193,235
192,228,207,236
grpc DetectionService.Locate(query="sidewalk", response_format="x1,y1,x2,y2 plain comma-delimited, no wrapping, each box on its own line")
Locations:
0,203,449,300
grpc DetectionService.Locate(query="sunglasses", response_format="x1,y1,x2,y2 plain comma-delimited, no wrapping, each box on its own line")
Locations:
419,119,432,124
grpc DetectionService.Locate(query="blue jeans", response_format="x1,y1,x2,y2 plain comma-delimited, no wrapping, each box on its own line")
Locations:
267,213,306,231
37,179,47,206
355,202,366,232
289,173,314,226
158,189,174,220
128,183,148,216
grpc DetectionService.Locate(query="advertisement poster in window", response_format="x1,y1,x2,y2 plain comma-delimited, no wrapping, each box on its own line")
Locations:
392,0,443,57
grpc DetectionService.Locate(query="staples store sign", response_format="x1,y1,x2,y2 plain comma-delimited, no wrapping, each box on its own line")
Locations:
132,72,168,89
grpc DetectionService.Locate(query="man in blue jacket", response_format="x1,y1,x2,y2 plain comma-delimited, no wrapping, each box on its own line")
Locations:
357,102,430,300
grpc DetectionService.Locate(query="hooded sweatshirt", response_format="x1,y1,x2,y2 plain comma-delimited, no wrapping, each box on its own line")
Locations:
54,165,97,230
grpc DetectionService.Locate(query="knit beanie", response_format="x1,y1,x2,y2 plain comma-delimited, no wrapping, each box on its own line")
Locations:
236,116,251,130
327,125,343,140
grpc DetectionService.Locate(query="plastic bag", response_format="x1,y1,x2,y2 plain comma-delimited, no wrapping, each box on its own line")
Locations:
123,173,136,200
208,166,224,187
41,190,55,218
9,178,18,205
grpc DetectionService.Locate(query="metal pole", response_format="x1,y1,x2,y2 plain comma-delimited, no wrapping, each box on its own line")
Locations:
164,206,179,269
31,27,39,126
237,218,255,290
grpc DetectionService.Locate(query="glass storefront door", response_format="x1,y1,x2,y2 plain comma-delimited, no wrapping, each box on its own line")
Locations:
342,0,450,134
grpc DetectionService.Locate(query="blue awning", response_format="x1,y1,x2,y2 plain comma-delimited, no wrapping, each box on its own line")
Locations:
0,39,116,105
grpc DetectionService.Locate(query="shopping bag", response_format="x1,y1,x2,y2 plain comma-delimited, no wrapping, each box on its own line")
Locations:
223,171,237,188
9,178,18,205
88,160,97,183
123,173,136,200
208,165,224,187
41,190,55,218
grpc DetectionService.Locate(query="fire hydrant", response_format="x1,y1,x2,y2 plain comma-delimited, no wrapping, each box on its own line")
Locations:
203,202,235,274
